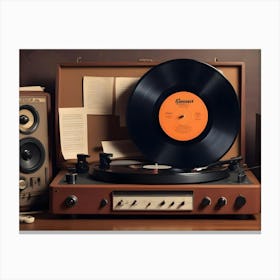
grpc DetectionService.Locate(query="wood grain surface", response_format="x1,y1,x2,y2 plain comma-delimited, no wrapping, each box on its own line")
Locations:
19,213,260,231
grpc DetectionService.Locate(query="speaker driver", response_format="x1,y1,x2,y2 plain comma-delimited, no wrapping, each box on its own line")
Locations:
19,105,39,134
20,138,45,174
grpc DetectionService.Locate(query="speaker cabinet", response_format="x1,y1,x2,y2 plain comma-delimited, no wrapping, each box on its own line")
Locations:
19,91,52,211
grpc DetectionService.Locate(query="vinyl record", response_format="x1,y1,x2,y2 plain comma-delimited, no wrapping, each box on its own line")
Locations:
126,59,240,168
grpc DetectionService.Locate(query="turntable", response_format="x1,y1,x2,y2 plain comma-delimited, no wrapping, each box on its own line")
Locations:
50,59,260,216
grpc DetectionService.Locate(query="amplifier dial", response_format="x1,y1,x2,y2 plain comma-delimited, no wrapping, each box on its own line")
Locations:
131,200,137,206
159,200,165,206
64,195,78,208
216,197,227,209
199,196,211,208
117,200,124,207
179,201,185,207
234,195,246,209
100,199,108,208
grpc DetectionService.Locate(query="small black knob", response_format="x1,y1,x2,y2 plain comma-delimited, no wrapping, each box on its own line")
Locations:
65,173,77,184
216,197,227,209
234,195,246,209
64,195,78,208
200,197,211,208
20,114,29,124
100,199,108,208
117,200,124,206
179,201,185,207
237,172,247,183
159,200,165,206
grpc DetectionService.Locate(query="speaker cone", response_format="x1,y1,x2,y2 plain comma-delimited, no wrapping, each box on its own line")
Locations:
20,138,45,173
19,105,39,134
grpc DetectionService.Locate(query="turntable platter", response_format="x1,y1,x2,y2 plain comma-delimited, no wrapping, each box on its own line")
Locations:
89,163,229,184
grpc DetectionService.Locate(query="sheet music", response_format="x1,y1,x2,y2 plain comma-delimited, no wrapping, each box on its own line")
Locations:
115,77,139,126
58,107,88,159
83,76,114,115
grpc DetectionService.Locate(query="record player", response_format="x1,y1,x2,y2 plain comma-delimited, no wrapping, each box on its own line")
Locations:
50,59,260,216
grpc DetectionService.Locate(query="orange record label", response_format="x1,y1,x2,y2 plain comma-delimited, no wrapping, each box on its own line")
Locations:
159,91,208,141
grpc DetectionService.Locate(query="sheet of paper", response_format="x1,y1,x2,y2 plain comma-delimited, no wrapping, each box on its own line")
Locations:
115,77,139,126
101,140,142,159
83,76,114,115
59,107,88,159
19,86,45,91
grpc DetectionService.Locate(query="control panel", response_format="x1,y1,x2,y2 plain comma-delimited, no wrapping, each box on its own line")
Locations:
112,191,193,211
50,170,260,215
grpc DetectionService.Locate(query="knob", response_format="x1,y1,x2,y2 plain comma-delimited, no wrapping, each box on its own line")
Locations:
200,196,211,208
169,201,175,206
234,195,246,209
65,172,77,184
20,115,29,124
100,199,108,208
179,201,185,207
237,172,247,183
19,178,27,190
131,200,137,206
159,200,165,206
117,200,124,206
64,195,78,208
215,197,227,209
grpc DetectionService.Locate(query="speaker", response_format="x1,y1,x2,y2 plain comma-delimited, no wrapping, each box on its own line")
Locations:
19,91,52,211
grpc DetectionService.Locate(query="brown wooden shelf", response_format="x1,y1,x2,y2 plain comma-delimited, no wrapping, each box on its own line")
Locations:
19,213,261,231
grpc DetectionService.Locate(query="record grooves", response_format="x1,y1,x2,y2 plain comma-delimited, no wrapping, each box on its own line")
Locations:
126,59,240,169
